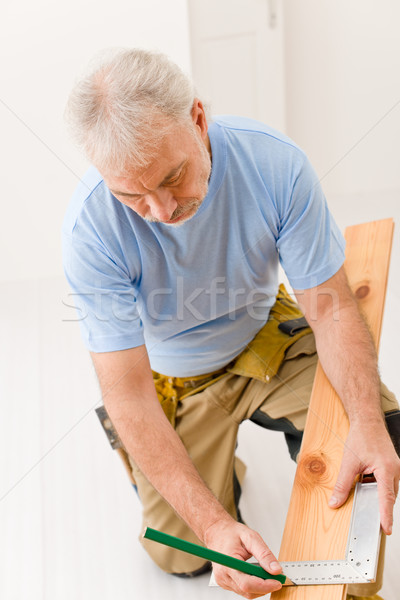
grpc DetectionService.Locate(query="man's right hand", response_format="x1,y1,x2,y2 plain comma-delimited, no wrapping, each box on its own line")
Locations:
204,519,283,598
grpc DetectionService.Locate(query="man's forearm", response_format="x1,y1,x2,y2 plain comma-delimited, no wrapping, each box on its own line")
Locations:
312,299,384,427
295,267,384,427
91,346,233,542
106,393,233,540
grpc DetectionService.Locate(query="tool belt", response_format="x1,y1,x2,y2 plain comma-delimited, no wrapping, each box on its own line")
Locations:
153,284,312,427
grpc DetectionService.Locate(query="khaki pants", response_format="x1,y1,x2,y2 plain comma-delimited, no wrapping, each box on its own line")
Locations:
129,333,398,596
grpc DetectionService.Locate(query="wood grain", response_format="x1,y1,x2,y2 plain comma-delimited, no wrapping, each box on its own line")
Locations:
271,218,394,600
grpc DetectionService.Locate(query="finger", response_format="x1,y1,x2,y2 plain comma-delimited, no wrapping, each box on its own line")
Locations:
214,570,243,596
230,571,282,597
376,475,396,535
214,568,282,599
241,529,282,575
329,458,358,509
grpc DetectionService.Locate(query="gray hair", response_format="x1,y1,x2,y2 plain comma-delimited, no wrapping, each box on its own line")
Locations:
65,48,197,173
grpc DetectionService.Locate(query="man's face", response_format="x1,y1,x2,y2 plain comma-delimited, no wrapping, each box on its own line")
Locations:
104,117,212,227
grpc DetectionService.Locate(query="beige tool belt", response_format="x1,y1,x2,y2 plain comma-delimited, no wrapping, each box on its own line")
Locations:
154,284,312,427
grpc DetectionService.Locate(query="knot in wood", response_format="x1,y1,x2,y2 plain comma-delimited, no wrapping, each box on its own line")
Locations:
306,457,326,475
355,284,370,300
298,453,330,487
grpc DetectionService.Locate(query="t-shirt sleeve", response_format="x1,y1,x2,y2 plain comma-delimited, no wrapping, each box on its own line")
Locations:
276,153,346,289
62,232,145,352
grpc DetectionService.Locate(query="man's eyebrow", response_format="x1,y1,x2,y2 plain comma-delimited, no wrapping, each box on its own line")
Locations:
110,162,186,199
109,190,142,198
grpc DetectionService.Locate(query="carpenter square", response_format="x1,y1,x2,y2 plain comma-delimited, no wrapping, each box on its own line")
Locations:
210,481,381,586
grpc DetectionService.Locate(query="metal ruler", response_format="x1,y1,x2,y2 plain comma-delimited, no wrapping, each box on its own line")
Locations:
210,481,381,586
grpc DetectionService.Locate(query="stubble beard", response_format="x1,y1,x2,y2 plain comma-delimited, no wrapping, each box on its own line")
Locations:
146,136,212,227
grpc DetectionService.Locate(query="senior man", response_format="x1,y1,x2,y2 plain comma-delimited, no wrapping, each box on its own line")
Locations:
63,48,400,599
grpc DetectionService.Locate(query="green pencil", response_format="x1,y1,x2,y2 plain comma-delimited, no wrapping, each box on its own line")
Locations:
143,527,286,584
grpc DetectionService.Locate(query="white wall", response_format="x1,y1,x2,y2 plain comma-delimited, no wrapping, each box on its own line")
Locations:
283,0,400,200
282,1,400,396
0,0,191,283
3,1,400,283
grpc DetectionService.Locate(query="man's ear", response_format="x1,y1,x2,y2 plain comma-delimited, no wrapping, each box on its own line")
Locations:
191,98,208,139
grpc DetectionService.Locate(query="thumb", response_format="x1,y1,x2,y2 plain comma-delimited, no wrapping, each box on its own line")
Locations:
242,529,282,575
329,462,357,509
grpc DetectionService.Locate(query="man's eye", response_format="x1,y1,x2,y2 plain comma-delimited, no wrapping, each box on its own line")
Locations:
165,172,182,186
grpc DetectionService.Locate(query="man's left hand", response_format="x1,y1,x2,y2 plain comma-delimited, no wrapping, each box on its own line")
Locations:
329,421,400,534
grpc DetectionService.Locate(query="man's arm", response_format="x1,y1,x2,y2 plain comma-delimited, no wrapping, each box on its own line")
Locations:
294,266,400,534
91,345,283,597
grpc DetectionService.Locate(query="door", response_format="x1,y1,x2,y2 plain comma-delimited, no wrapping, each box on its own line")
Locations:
187,0,286,131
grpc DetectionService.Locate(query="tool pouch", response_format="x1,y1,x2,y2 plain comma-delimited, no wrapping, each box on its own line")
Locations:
228,284,312,383
153,374,180,427
153,284,311,426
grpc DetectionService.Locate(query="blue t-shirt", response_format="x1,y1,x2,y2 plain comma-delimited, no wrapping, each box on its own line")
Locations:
62,115,345,376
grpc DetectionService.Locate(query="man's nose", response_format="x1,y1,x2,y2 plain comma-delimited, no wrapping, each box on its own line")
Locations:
147,188,177,222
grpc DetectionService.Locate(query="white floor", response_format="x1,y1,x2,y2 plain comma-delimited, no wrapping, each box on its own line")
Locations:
1,194,399,600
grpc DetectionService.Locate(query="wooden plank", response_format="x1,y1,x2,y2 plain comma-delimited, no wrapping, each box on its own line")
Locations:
271,218,394,600
343,220,393,353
